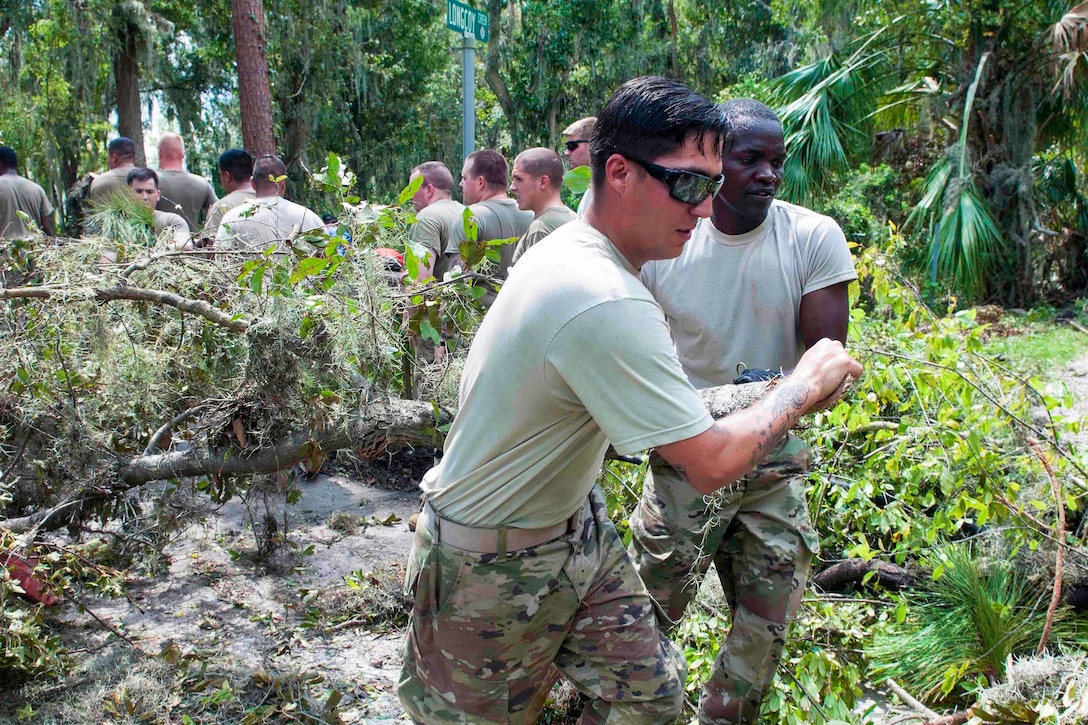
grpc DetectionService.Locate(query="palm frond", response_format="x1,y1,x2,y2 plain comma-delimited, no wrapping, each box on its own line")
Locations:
1051,1,1088,99
770,33,888,204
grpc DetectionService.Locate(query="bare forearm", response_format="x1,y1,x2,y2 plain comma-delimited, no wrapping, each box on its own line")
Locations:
659,377,813,495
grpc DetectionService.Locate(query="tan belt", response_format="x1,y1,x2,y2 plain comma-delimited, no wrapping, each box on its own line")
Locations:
421,502,582,556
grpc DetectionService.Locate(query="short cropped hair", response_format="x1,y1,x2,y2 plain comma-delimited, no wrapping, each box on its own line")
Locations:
514,148,565,188
590,77,725,191
562,116,597,139
720,99,782,151
252,154,287,192
465,150,509,189
218,148,254,181
127,167,159,187
0,146,16,172
109,137,137,159
412,161,454,192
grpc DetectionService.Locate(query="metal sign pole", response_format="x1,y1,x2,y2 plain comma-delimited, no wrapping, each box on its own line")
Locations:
462,31,475,162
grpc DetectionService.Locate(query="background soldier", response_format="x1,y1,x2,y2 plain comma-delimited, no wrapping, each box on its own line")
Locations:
87,137,139,205
0,145,56,239
155,132,218,232
508,148,576,265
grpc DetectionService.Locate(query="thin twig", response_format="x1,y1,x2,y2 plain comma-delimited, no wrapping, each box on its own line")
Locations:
70,592,141,650
1029,438,1065,655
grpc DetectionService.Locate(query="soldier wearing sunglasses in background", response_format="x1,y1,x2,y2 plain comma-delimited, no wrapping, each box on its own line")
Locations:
628,99,858,724
398,77,861,724
562,116,596,215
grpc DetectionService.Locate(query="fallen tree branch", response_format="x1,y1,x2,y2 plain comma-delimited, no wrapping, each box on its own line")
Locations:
812,558,922,592
885,678,938,719
94,286,249,333
1,285,249,333
924,711,970,725
0,395,449,534
0,379,820,535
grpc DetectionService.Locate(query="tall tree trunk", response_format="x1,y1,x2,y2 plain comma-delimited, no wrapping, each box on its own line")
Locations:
113,12,145,167
486,0,518,142
231,0,275,156
667,0,680,79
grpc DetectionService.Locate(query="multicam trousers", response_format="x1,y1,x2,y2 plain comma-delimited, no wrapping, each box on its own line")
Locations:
398,486,687,724
628,433,819,725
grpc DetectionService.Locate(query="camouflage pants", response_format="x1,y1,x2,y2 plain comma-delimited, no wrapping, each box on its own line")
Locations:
398,486,687,724
628,434,818,725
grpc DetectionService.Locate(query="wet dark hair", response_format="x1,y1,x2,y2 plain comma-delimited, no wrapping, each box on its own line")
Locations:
218,148,254,181
465,150,509,189
590,76,726,190
0,145,16,172
126,167,159,187
720,99,782,151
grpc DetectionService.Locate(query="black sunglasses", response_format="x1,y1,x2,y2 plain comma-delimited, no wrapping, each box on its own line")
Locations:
564,139,589,152
624,155,724,205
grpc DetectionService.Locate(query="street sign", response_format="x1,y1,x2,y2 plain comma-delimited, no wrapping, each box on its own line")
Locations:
446,0,489,43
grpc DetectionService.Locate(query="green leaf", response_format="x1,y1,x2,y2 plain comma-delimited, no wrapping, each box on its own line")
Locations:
399,174,424,205
418,318,441,345
290,256,330,283
562,165,592,194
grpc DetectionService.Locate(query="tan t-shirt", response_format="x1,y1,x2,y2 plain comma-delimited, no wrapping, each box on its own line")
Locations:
156,169,218,231
510,205,577,265
641,200,857,389
216,196,323,252
421,219,713,528
0,174,54,240
409,198,467,280
87,166,137,204
153,210,191,247
203,189,257,238
469,197,533,277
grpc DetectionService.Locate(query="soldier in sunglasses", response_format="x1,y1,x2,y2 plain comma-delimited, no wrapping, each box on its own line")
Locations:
629,99,858,724
398,79,861,725
562,116,596,215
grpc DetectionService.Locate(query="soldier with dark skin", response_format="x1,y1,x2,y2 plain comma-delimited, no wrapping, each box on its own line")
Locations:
397,78,862,724
629,99,857,724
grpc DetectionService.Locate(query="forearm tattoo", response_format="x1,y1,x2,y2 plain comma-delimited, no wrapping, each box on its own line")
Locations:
749,379,810,466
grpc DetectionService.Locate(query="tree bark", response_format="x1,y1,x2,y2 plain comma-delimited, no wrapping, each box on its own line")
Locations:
231,0,276,156
485,0,518,141
667,0,680,79
0,396,449,534
112,8,146,167
811,558,922,592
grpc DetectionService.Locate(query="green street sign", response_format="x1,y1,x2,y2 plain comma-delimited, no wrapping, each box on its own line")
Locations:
446,0,489,43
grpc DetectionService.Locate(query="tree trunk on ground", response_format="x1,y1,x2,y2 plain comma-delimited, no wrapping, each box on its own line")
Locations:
231,0,275,156
0,379,781,535
811,558,922,592
112,9,145,167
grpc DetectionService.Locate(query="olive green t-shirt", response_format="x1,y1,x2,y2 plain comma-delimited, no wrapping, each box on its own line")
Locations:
153,210,191,247
0,174,54,240
156,169,218,232
87,166,137,205
469,197,533,277
510,205,577,265
409,198,467,280
420,219,713,528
